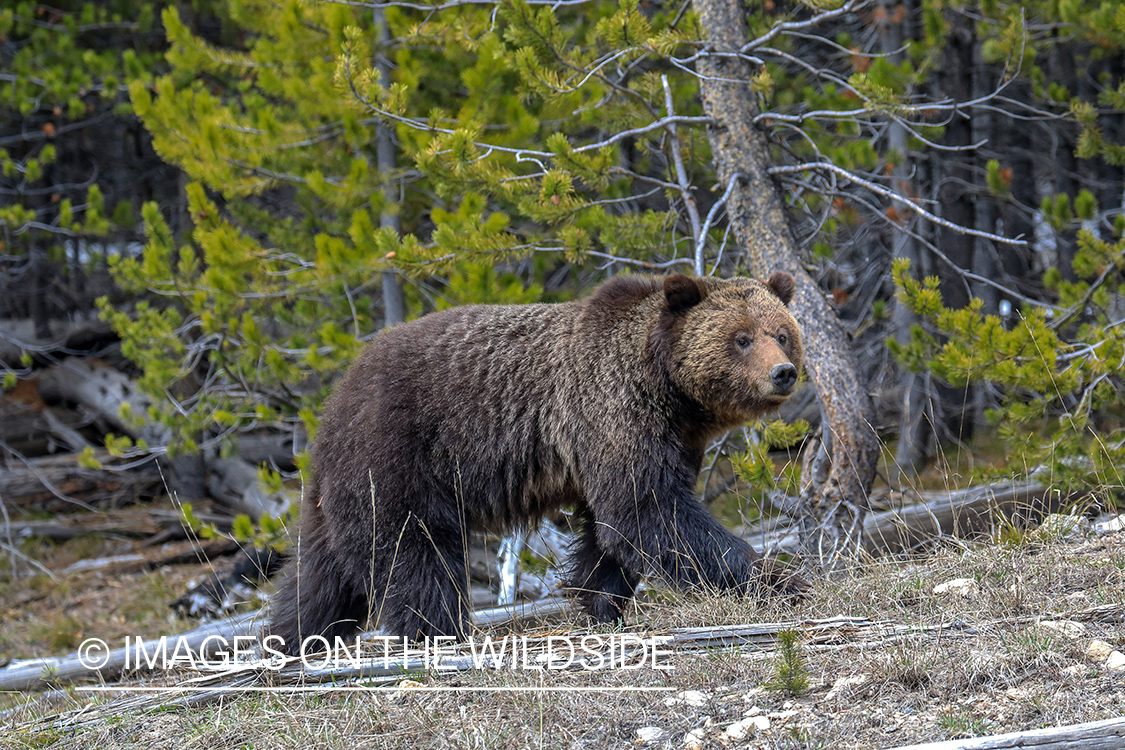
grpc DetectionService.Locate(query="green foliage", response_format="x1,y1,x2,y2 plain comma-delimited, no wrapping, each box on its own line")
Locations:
181,502,295,550
890,250,1125,492
733,420,810,496
766,630,809,695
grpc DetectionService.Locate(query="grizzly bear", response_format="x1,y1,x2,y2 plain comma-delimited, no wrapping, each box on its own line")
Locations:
267,272,806,653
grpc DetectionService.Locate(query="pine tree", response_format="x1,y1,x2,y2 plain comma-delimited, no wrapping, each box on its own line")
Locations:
0,1,171,342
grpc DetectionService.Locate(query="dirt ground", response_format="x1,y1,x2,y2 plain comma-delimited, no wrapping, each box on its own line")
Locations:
1,503,1124,750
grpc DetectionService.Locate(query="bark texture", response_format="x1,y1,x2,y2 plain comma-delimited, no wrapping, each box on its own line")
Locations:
692,0,880,566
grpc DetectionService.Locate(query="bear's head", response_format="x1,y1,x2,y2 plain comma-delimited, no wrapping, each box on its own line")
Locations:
659,272,804,425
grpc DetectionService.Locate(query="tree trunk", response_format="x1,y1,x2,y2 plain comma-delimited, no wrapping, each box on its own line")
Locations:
692,0,879,568
374,4,406,328
886,0,931,484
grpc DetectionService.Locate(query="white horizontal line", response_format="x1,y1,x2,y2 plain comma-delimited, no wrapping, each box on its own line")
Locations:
76,685,676,693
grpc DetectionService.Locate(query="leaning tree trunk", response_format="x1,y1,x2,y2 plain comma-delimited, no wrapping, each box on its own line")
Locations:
693,0,880,568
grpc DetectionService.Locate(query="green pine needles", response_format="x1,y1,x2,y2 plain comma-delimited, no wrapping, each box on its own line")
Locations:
890,228,1125,500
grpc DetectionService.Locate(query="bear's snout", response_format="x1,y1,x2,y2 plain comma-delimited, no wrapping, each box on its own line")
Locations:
769,363,798,395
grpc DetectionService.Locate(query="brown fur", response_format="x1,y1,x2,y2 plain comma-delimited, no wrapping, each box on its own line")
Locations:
267,273,806,652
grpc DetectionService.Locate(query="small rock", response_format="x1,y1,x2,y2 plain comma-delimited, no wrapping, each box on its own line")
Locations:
1061,664,1087,678
967,649,999,671
636,727,666,744
826,674,868,700
1037,619,1086,640
1107,651,1125,672
1094,513,1125,535
744,705,763,717
682,728,707,750
1033,513,1090,542
933,578,978,597
386,678,426,701
723,715,770,741
664,690,709,708
1087,640,1114,661
767,709,799,721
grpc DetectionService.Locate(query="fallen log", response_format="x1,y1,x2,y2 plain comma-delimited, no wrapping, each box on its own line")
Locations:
34,359,296,517
0,318,114,363
0,520,157,542
0,450,163,510
0,597,572,693
0,611,262,692
746,482,1070,557
59,539,238,576
206,456,297,520
862,482,1069,554
37,359,162,443
883,716,1125,750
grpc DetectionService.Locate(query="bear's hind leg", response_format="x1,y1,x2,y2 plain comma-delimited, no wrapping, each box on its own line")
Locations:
372,511,471,641
564,509,640,623
268,531,371,655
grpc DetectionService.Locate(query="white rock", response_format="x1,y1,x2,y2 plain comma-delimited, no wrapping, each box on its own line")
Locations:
1033,513,1089,542
1087,640,1114,661
682,728,707,749
826,673,869,701
664,690,709,708
1107,651,1125,671
723,716,770,741
636,726,666,744
744,705,762,716
1036,619,1086,639
933,578,978,597
1061,664,1087,678
1094,513,1125,535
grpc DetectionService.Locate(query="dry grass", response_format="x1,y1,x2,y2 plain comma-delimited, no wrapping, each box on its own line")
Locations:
2,527,1123,750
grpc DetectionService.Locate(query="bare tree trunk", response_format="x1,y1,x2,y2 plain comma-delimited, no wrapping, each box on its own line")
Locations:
692,0,879,568
887,0,930,484
374,4,406,328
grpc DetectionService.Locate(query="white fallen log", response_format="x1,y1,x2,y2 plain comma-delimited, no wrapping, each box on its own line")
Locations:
0,318,113,362
0,611,262,692
205,456,296,521
882,716,1125,750
37,359,165,445
0,596,572,693
748,481,1069,556
35,359,295,518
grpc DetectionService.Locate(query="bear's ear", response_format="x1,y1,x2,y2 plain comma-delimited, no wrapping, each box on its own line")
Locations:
664,274,705,312
765,271,795,306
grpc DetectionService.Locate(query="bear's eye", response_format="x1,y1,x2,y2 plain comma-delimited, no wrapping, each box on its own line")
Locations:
735,334,751,349
778,333,787,346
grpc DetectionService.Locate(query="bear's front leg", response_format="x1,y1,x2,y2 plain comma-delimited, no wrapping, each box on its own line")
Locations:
565,507,641,622
586,462,764,596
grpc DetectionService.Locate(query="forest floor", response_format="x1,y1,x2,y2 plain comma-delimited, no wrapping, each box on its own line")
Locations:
1,498,1124,750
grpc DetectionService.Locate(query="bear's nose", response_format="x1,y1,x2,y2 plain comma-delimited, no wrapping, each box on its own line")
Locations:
770,363,798,394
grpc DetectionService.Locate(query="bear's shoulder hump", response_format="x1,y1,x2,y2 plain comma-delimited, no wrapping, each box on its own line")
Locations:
587,275,661,310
